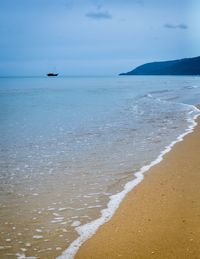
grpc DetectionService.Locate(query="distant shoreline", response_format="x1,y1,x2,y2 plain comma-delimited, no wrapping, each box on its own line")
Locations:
120,56,200,76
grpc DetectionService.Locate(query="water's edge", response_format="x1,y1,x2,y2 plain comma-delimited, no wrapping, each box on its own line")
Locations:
57,105,200,259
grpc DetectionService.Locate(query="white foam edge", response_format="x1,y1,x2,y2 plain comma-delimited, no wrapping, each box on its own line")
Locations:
57,105,200,259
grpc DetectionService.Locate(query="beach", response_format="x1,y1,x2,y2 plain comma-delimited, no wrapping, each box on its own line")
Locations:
1,0,200,257
76,116,200,259
1,76,200,258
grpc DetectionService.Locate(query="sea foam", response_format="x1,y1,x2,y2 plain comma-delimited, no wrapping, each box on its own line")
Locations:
57,105,200,259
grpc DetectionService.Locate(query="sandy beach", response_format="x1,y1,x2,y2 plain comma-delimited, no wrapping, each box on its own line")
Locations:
76,116,200,259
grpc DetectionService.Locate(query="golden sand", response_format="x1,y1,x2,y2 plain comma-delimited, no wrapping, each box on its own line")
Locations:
76,117,200,259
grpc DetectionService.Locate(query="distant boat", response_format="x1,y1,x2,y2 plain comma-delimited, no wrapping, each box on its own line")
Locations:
47,73,58,77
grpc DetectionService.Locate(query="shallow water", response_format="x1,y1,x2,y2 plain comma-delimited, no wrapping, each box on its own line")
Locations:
0,76,200,258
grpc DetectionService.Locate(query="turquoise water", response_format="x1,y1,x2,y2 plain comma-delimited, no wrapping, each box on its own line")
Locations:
0,76,200,258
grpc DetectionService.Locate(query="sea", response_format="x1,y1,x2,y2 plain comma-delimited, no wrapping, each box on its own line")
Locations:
0,76,200,258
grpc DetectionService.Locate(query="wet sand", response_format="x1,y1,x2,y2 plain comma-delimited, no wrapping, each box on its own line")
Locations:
76,117,200,258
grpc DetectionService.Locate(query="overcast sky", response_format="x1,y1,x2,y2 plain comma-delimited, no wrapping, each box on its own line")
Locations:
0,0,199,76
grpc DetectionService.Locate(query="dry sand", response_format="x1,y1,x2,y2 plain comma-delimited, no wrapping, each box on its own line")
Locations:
76,117,200,259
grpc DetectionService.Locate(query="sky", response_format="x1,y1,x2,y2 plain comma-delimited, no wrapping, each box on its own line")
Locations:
0,0,200,76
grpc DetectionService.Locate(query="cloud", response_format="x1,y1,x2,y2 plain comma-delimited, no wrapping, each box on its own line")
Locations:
164,23,188,29
135,0,144,6
86,11,112,20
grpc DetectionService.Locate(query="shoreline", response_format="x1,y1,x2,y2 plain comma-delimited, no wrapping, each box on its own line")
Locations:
58,107,200,259
74,114,200,258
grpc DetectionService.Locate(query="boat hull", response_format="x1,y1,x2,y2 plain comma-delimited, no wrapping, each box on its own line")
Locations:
47,73,58,77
